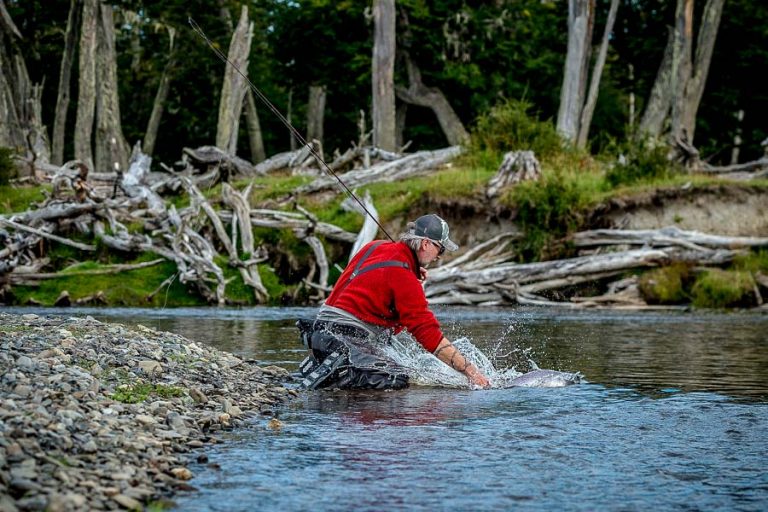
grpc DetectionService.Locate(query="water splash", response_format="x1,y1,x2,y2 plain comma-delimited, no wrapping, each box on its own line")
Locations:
381,333,536,389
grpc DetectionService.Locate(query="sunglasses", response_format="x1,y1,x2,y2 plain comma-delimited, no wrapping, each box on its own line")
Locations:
429,240,446,256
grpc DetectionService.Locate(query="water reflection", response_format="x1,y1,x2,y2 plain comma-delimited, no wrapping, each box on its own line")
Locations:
4,305,767,399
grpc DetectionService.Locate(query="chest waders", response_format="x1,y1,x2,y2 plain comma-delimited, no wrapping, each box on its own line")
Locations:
296,242,411,390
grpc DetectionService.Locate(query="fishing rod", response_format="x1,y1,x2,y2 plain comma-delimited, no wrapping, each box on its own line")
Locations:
188,17,394,242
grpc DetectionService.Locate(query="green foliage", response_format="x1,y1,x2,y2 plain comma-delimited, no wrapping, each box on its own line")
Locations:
504,167,605,260
471,99,564,161
691,269,756,309
638,264,691,304
604,138,677,188
732,249,768,274
0,147,15,185
111,382,184,404
12,255,204,307
0,183,49,214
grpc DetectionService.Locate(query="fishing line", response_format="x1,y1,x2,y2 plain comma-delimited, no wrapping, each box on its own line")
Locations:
188,17,394,242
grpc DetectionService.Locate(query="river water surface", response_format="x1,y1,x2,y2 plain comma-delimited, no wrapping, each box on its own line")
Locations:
12,306,767,511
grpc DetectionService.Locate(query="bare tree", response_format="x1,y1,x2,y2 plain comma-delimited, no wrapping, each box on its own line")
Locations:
557,0,595,143
51,0,82,165
94,3,129,174
143,28,176,157
637,28,674,138
306,85,327,147
218,1,265,163
372,0,396,151
0,0,49,165
74,0,97,170
577,0,620,148
640,0,724,145
216,6,253,155
395,52,469,146
245,90,266,163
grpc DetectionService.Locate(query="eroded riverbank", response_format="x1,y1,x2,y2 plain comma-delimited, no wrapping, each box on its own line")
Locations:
0,312,295,511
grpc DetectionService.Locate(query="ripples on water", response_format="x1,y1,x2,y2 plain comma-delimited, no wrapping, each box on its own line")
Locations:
7,306,767,510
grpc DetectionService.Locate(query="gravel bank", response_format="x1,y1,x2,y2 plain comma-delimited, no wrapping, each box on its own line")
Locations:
0,312,295,511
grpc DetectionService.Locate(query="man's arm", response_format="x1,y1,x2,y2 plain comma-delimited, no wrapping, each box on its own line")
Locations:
433,337,491,388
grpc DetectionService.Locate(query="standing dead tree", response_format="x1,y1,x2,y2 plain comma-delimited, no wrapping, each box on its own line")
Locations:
216,6,253,156
372,0,397,152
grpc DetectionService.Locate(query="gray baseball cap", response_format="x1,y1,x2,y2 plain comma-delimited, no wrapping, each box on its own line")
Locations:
408,214,459,252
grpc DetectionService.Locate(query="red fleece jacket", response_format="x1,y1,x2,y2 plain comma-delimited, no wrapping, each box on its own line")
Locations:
324,240,444,352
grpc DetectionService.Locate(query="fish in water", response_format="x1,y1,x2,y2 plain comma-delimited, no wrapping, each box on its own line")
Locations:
502,369,583,388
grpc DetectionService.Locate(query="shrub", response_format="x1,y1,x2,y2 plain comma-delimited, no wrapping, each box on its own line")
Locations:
509,170,590,260
0,147,16,185
604,137,676,188
733,249,768,274
691,269,756,309
471,98,564,160
638,264,691,304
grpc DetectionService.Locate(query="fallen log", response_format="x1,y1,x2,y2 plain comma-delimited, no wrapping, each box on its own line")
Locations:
7,259,164,284
217,209,357,243
295,146,463,194
425,245,746,306
183,145,260,176
0,218,95,252
573,226,768,250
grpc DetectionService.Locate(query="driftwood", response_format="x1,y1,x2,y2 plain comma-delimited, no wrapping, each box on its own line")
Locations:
342,191,380,260
296,146,463,194
425,243,746,307
7,258,164,285
221,182,269,302
573,226,768,251
217,209,357,243
182,145,260,177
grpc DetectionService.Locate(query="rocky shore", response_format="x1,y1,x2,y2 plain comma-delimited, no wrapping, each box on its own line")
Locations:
0,312,296,511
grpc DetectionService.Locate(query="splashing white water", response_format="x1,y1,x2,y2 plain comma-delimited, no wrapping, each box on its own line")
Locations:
381,333,534,389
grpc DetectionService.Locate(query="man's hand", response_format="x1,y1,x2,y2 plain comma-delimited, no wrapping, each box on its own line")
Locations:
432,338,492,389
419,266,428,282
465,366,491,389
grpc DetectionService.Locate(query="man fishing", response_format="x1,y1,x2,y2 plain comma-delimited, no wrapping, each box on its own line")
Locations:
297,214,491,390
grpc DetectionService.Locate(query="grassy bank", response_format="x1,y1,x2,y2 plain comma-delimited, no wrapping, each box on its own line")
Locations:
3,100,768,309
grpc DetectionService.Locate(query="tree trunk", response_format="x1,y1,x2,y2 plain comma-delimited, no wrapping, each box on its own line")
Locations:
51,0,81,166
216,6,253,155
372,0,396,152
94,3,129,174
557,0,595,143
0,35,25,152
143,32,175,157
395,53,469,146
681,0,725,140
0,7,49,166
74,0,98,170
306,84,326,147
637,28,674,139
245,89,266,163
669,0,693,141
395,101,408,150
576,0,619,149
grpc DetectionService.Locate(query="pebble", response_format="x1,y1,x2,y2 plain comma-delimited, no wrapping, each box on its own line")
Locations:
0,312,293,510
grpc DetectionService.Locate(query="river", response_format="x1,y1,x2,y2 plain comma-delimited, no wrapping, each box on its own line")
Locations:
7,305,767,511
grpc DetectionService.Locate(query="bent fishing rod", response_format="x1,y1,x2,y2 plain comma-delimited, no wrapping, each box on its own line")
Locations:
188,17,394,242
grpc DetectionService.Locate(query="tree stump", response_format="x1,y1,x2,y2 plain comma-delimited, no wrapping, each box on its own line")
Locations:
486,150,541,198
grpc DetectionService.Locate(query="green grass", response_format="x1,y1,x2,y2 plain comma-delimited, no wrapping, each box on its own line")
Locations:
111,382,185,404
0,183,50,213
691,269,756,309
638,264,691,304
12,254,204,307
